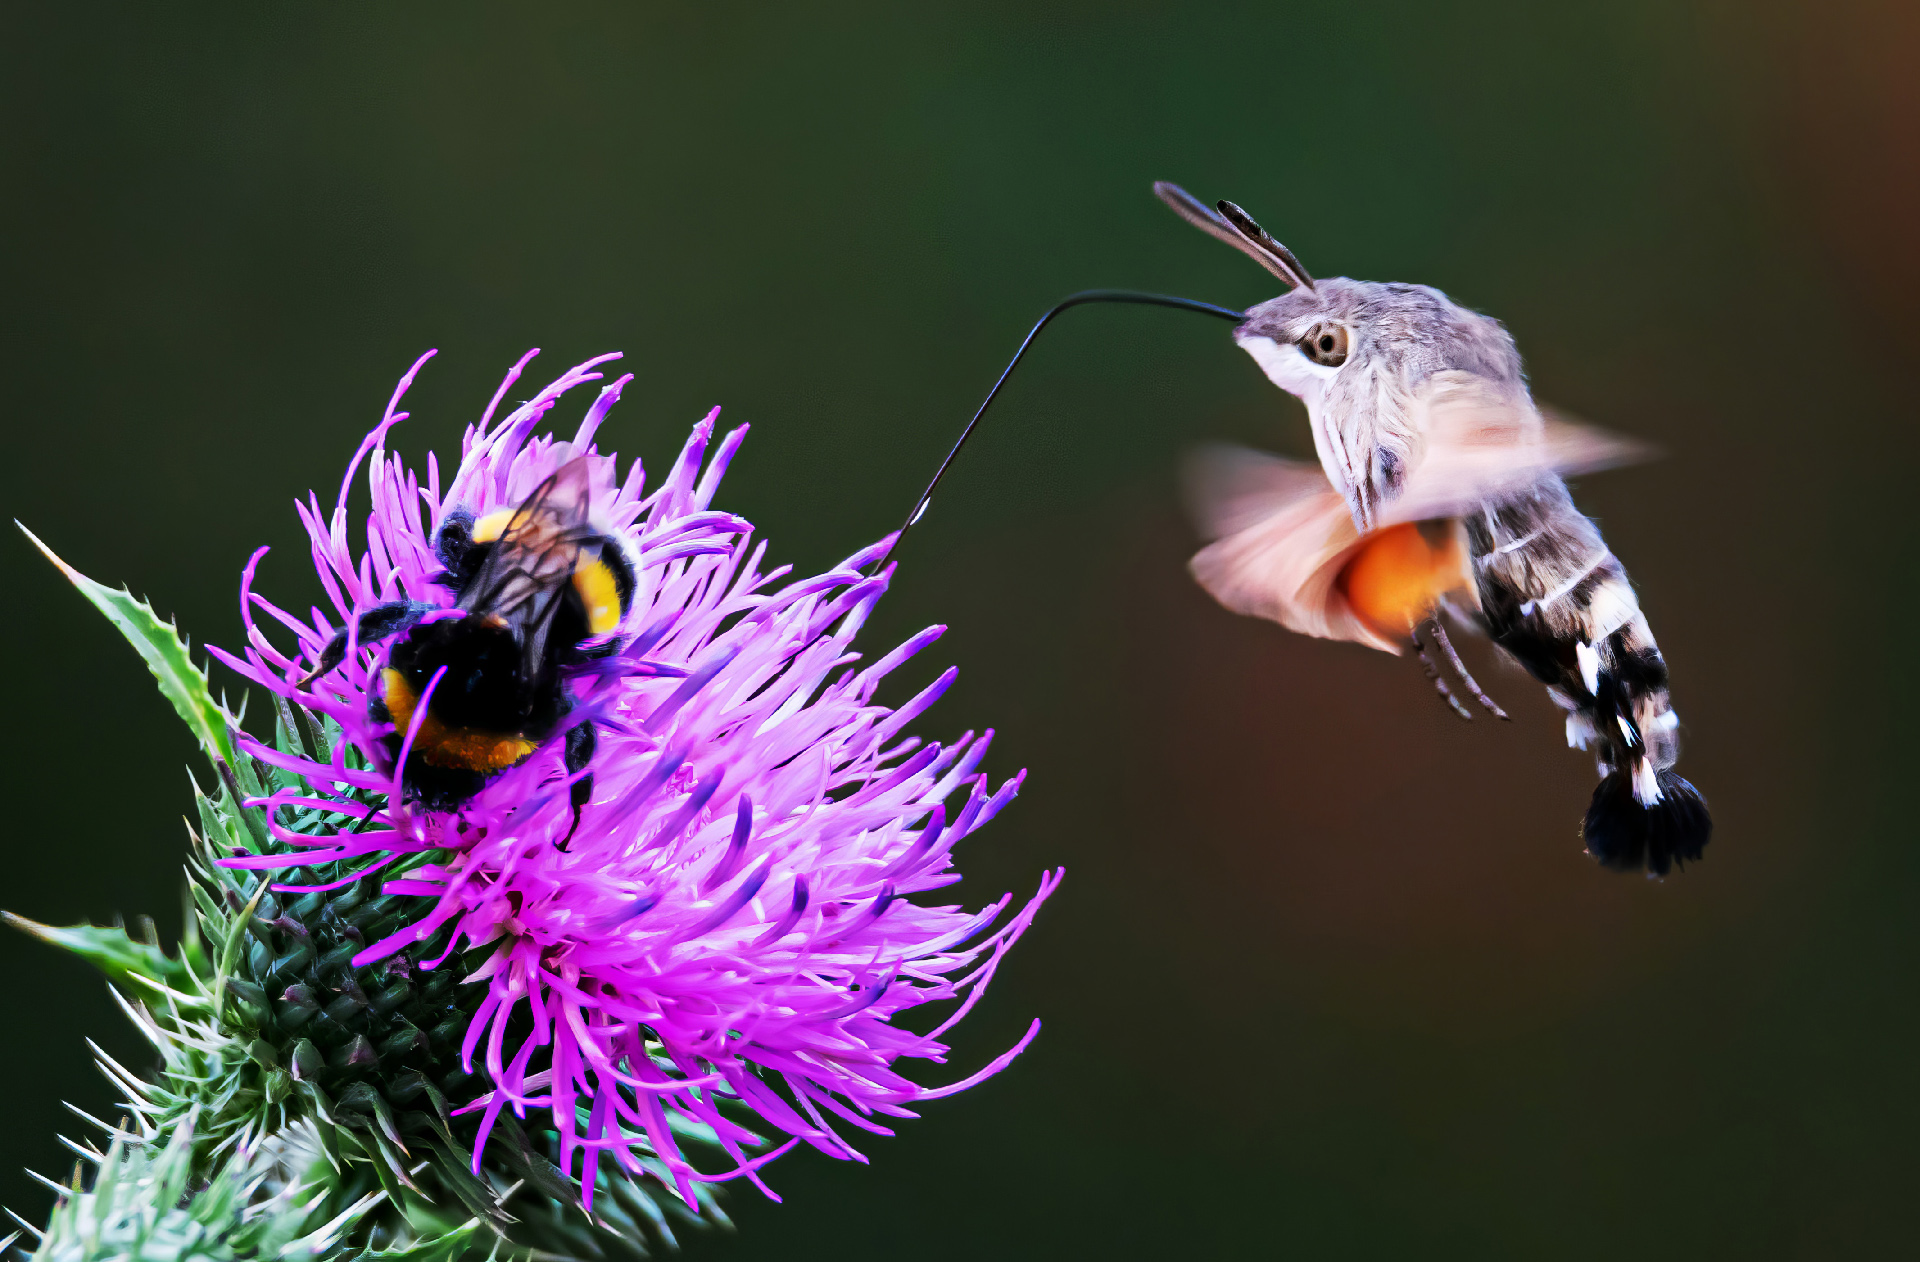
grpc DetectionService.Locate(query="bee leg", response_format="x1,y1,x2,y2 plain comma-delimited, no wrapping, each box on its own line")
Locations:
299,629,353,686
556,721,597,852
1410,622,1474,721
342,797,379,835
298,600,433,685
1429,618,1510,720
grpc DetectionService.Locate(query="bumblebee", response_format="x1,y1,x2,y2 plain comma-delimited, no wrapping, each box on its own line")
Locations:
304,457,635,843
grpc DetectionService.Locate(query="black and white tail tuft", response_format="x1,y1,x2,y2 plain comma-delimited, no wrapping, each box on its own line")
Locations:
1468,477,1712,875
1582,768,1711,877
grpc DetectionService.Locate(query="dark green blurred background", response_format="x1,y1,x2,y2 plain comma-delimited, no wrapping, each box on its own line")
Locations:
3,2,1916,1256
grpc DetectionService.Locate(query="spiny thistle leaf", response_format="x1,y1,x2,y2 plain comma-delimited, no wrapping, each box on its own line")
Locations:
352,1220,488,1262
16,522,237,767
0,915,197,1005
31,1113,384,1262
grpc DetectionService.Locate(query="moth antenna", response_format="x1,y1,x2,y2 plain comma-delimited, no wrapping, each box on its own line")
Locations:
869,289,1245,574
1152,182,1315,290
1411,622,1474,721
1428,618,1510,720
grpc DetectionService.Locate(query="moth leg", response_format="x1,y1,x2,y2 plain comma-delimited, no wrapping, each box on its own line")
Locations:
556,721,597,852
298,600,433,685
1410,622,1473,721
1429,618,1510,720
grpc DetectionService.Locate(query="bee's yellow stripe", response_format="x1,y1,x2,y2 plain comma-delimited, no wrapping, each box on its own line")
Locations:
471,509,516,543
473,509,624,635
380,668,538,772
572,555,623,635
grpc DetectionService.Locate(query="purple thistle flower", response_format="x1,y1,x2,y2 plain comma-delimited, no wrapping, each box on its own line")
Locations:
210,349,1060,1207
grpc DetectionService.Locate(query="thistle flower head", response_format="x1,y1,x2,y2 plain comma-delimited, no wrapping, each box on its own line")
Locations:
211,350,1058,1207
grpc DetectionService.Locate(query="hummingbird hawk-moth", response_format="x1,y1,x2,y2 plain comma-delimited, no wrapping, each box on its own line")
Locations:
1155,181,1710,876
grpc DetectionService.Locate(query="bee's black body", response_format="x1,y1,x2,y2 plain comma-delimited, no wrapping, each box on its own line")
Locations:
371,612,565,812
305,459,634,840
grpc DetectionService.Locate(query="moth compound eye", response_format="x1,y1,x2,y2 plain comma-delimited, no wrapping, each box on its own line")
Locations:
1298,322,1349,367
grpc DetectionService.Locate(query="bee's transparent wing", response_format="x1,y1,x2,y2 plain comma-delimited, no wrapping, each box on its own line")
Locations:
460,456,599,679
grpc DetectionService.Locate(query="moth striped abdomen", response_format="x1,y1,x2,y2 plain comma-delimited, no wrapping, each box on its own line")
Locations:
1467,477,1709,874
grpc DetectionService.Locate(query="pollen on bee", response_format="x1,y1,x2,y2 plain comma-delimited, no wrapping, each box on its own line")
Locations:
380,667,536,771
1335,520,1471,639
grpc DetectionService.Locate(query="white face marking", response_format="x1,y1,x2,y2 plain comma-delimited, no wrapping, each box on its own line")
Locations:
1236,333,1355,505
1235,334,1340,403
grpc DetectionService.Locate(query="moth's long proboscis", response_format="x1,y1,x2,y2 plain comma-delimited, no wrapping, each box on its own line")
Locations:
871,290,1245,573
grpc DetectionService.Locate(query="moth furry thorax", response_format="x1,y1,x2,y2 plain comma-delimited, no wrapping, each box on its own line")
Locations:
1234,278,1531,534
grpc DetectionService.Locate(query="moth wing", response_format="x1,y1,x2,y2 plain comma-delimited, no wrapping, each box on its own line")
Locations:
1185,442,1333,541
1183,444,1404,654
1387,375,1656,523
1535,406,1658,477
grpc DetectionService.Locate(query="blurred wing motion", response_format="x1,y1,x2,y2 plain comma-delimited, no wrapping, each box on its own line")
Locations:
1185,446,1401,652
1185,405,1649,655
1395,373,1652,518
